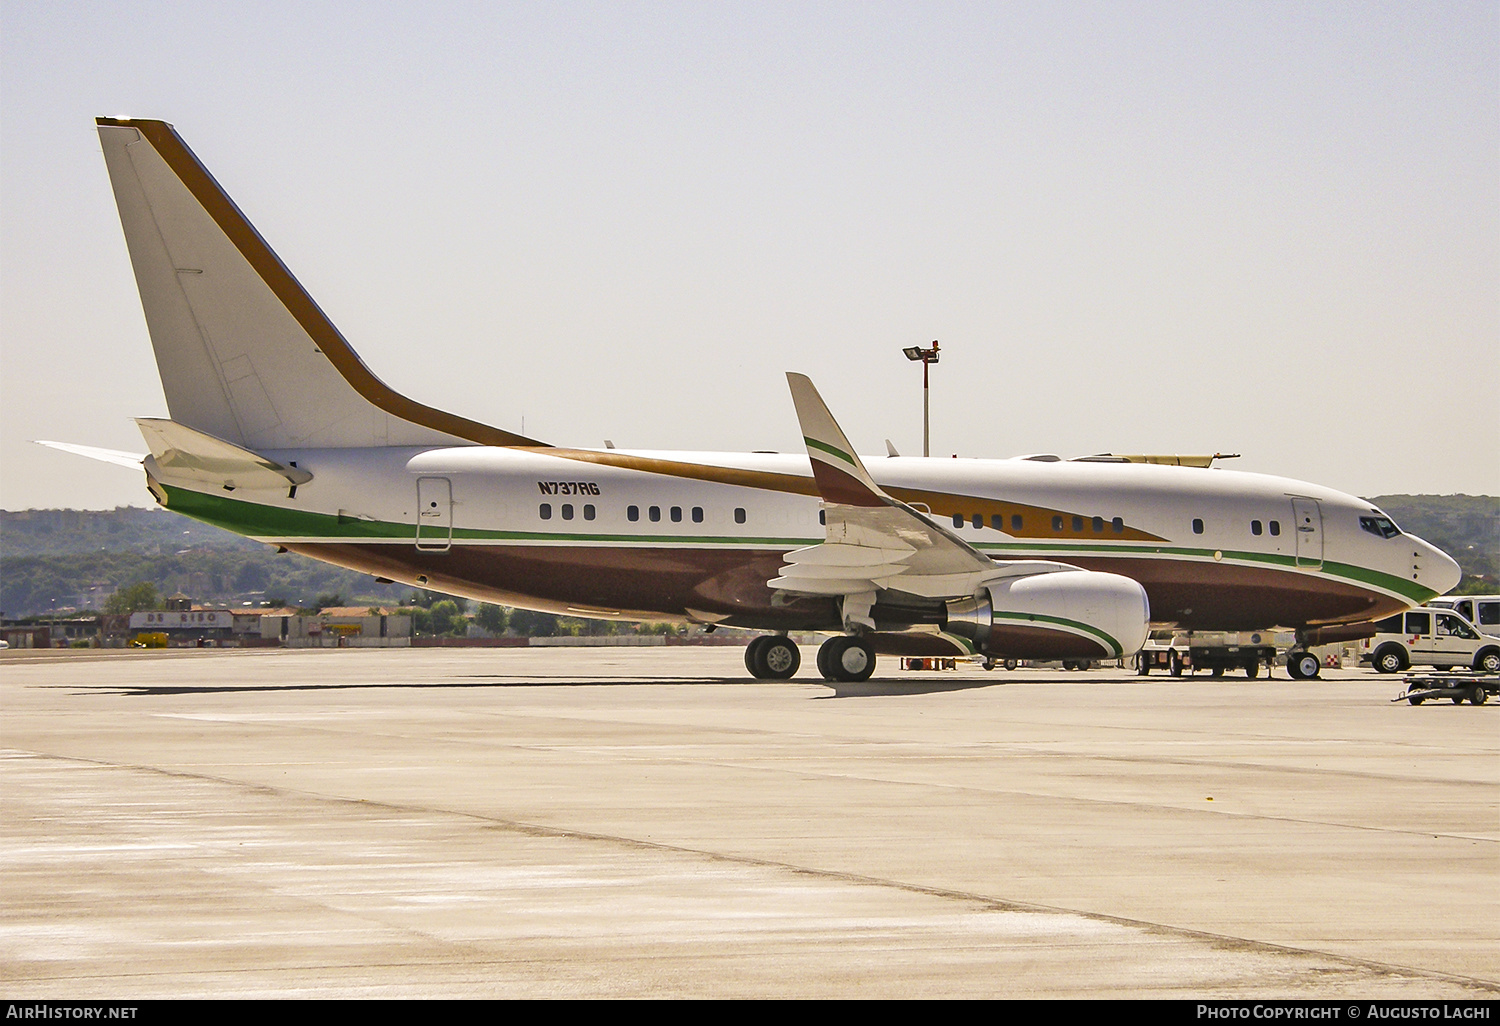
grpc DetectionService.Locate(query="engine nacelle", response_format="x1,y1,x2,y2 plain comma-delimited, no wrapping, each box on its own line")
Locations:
944,570,1150,660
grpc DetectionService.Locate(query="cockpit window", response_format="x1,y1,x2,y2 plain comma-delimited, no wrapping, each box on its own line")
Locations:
1359,514,1401,539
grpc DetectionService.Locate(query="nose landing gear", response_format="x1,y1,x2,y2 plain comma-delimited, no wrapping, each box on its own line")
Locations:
1286,650,1322,680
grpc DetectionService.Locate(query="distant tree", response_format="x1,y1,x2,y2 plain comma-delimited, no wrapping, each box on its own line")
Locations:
104,582,160,614
509,608,559,637
475,603,507,634
427,599,466,636
314,593,343,611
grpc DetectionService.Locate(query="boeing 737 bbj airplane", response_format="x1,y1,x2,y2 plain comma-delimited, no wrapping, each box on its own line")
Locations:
54,118,1461,682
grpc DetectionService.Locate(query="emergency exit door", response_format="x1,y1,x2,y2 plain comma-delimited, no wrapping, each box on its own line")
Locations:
416,477,452,551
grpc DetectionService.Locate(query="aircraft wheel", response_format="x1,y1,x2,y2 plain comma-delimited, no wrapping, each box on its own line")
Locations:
825,636,876,682
1288,651,1321,680
816,636,840,681
758,636,800,680
744,636,772,678
1244,660,1259,679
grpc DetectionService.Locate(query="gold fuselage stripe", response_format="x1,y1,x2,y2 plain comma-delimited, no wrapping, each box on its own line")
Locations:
528,448,1167,541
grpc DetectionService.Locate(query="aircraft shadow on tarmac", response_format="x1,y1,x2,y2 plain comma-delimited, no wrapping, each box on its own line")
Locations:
82,676,1024,698
815,678,1015,698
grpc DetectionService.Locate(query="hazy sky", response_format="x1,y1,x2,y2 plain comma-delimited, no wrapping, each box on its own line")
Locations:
2,1,1496,511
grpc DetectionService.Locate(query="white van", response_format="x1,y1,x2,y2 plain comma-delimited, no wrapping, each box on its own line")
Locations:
1425,595,1500,635
1360,606,1500,673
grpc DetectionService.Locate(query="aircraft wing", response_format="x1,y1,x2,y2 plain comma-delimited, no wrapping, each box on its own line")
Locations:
773,374,1013,604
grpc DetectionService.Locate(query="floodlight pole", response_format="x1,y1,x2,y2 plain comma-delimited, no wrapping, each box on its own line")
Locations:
903,341,940,457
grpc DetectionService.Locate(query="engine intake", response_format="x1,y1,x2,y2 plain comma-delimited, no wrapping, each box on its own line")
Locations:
944,570,1150,659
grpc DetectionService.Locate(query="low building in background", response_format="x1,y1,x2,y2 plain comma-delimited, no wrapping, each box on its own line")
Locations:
261,607,412,647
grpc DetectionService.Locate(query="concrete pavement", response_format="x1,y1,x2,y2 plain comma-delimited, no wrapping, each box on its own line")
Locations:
2,647,1495,998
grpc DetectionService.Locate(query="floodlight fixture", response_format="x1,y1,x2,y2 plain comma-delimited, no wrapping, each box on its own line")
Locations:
902,341,940,456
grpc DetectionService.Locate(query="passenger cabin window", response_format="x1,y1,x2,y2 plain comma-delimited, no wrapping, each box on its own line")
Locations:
734,508,746,524
692,507,703,523
649,506,661,522
819,510,827,525
953,514,964,528
1269,521,1281,536
1251,520,1262,536
670,506,682,523
584,505,596,521
1111,517,1123,534
1359,515,1401,539
1052,515,1063,532
1013,514,1024,532
1092,516,1104,533
627,505,639,522
539,503,552,520
561,504,574,520
972,514,983,529
1071,516,1083,532
1192,518,1204,535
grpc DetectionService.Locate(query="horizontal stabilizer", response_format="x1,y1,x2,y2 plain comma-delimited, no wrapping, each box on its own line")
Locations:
136,418,312,492
35,440,146,470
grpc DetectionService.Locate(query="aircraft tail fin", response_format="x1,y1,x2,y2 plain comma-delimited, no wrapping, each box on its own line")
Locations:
95,118,545,451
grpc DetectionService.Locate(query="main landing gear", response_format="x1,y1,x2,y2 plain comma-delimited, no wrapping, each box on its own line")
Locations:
744,635,801,680
816,635,877,683
743,634,880,682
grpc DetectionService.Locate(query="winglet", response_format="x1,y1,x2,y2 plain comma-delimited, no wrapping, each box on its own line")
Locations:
786,373,886,508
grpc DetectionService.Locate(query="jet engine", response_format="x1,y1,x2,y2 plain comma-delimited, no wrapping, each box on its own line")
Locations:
944,570,1150,660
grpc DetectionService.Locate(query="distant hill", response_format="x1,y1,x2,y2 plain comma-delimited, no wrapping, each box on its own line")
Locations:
1,507,259,557
1,507,406,616
3,496,1495,617
1369,494,1498,595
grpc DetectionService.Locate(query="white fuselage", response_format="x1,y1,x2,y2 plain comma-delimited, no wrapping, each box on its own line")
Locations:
155,444,1459,633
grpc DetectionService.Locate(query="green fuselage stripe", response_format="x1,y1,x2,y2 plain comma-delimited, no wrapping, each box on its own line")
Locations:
159,485,1433,605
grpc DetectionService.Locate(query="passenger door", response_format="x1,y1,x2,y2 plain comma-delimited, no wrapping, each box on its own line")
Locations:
1291,498,1323,569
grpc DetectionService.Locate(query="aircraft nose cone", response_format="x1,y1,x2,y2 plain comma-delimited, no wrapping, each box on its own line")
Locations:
1416,537,1462,597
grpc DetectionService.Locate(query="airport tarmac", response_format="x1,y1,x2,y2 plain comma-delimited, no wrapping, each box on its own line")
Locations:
2,646,1496,999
